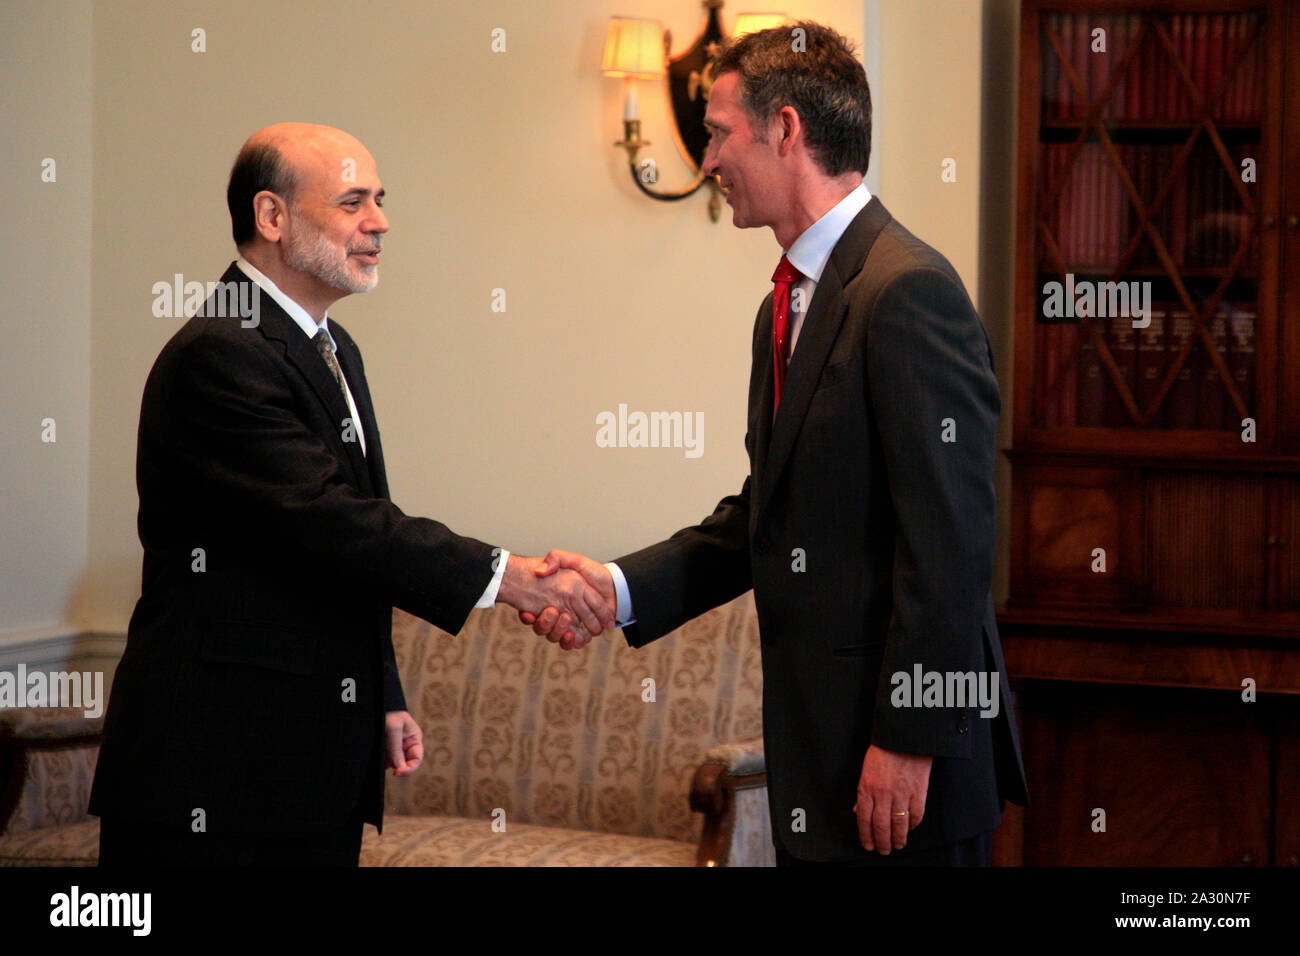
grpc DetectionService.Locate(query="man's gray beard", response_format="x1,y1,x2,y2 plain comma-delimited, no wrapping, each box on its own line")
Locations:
283,219,378,295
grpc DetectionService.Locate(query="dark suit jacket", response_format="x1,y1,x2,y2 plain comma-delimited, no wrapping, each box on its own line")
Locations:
615,197,1030,861
88,262,496,839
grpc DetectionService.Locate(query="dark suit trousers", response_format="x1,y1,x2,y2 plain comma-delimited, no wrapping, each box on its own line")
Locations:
775,830,991,867
97,808,365,867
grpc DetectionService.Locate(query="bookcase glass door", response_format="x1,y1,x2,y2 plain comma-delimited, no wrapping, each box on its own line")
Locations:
1033,10,1263,431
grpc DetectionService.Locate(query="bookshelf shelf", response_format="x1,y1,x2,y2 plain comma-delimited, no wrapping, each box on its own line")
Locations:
1041,120,1263,137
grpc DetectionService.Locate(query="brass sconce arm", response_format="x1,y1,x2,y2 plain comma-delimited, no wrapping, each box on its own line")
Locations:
615,118,722,220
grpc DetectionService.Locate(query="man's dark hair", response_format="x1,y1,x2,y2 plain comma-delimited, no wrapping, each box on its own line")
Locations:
713,20,871,177
226,142,297,247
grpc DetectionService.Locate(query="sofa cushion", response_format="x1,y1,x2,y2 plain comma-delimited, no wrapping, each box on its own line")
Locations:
0,819,100,866
360,814,695,866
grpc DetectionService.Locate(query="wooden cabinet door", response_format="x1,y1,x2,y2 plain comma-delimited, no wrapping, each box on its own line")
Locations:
1020,681,1271,866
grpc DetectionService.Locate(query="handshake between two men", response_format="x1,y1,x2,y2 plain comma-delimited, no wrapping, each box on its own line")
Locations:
501,551,613,651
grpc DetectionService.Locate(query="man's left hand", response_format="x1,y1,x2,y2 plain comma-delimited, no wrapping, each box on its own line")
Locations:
852,744,932,854
385,710,423,776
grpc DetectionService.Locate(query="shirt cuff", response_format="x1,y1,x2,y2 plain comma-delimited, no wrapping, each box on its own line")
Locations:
476,548,510,608
605,561,636,626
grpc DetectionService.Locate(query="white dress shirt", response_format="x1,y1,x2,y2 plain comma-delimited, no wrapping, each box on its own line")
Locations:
784,181,872,356
606,182,873,626
235,257,368,455
234,257,506,608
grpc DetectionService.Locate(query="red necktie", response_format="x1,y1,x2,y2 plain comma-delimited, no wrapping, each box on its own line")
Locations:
771,254,803,414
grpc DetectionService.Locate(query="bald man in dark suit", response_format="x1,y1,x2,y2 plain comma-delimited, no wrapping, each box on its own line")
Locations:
90,123,615,865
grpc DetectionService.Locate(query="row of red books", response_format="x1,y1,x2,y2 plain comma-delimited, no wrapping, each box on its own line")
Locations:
1041,11,1262,123
1035,301,1255,430
1040,140,1257,270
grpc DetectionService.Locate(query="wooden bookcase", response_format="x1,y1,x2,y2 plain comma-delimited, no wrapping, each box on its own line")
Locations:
998,0,1300,866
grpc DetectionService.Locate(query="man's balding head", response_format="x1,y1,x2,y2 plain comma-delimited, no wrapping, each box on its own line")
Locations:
225,123,388,319
227,123,372,248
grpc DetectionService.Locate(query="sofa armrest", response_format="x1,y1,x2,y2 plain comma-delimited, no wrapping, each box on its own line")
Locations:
701,737,766,776
690,736,774,866
0,708,104,837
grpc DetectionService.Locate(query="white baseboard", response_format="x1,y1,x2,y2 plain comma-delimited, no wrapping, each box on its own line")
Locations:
0,629,125,672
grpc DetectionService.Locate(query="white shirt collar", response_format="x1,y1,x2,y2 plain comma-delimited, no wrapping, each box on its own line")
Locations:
235,256,336,352
784,181,872,283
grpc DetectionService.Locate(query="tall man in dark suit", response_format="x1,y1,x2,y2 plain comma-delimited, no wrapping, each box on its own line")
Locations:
524,23,1029,864
89,123,615,865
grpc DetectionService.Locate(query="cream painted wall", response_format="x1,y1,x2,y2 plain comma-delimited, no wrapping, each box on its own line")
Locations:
874,0,984,300
81,0,867,632
0,1,93,638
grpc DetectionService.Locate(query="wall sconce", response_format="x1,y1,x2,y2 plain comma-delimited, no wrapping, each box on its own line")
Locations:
603,2,786,222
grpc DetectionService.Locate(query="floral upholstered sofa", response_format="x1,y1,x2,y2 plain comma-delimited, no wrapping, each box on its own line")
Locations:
0,593,775,866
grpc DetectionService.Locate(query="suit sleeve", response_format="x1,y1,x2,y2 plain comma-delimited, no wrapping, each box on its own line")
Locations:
166,327,497,636
613,478,753,646
383,633,406,712
865,266,1000,758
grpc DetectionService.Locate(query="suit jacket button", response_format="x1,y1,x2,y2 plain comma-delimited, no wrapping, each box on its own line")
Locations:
957,707,970,733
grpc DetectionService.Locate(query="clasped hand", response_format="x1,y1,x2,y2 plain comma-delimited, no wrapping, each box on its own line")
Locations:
500,552,616,650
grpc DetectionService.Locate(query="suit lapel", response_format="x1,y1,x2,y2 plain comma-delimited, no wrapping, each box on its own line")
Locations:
332,330,389,499
751,290,777,494
753,197,892,523
759,262,849,502
222,263,376,496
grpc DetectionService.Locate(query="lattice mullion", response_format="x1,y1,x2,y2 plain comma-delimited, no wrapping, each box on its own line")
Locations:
1039,22,1131,215
1191,241,1253,417
1196,18,1262,215
1142,235,1253,423
1142,13,1258,424
1072,24,1199,328
1040,22,1088,212
1040,21,1161,426
1140,14,1263,216
1036,219,1142,425
1055,24,1131,203
1110,12,1260,267
1203,121,1258,217
1136,179,1205,329
1088,20,1148,127
1194,13,1264,123
1150,18,1206,116
1101,23,1204,321
1110,129,1200,281
1089,107,1177,288
1093,118,1218,422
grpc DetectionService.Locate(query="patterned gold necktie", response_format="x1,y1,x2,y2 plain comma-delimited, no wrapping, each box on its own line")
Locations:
313,327,347,397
